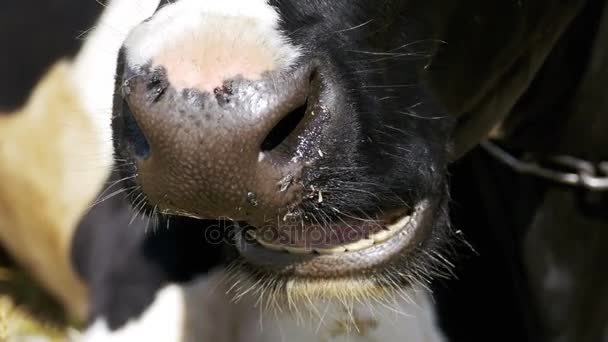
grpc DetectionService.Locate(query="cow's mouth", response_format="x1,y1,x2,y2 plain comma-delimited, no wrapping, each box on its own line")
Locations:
234,199,434,278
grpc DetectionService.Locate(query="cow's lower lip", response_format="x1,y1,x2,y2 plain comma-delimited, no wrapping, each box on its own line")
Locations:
234,200,434,278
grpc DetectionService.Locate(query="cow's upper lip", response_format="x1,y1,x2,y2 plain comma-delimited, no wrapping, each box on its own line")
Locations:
234,199,434,278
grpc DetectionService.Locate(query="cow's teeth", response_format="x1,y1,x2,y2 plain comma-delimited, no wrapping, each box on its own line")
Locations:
284,246,314,254
370,229,393,243
344,239,375,252
314,246,347,255
386,215,411,231
252,213,414,254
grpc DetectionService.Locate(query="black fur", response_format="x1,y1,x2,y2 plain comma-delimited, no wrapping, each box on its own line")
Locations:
269,0,453,214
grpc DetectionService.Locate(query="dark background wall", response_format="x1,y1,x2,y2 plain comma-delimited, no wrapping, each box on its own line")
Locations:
0,0,104,112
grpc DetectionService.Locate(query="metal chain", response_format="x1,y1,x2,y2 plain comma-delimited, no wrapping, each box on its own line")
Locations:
480,140,608,191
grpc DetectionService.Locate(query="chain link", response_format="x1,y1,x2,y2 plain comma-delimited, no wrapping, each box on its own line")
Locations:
480,140,608,191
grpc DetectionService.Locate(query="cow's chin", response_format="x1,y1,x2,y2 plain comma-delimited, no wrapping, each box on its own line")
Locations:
222,197,443,304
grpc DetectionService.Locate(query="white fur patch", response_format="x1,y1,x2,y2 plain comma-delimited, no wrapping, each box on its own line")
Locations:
71,0,161,169
251,289,447,342
80,285,186,342
123,0,301,92
80,272,446,342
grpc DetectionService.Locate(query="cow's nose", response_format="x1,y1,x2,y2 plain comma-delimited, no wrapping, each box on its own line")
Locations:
118,65,323,222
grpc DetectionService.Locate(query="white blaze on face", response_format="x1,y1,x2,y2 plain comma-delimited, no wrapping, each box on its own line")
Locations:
71,0,161,169
123,0,301,93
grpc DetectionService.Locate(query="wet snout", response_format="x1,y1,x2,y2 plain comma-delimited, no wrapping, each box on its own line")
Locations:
115,0,324,222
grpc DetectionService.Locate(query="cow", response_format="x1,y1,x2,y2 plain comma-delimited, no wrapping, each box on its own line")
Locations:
0,0,606,341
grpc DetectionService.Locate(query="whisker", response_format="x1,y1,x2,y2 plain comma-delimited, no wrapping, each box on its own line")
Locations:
95,175,137,201
331,19,374,34
89,185,136,209
396,110,449,120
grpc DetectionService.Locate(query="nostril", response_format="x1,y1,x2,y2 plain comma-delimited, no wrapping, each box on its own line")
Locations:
122,100,151,159
261,99,308,152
